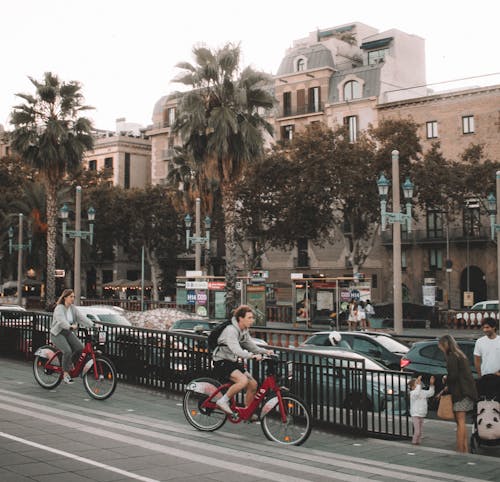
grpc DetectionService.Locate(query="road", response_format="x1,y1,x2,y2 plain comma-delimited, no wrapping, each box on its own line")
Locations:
0,358,498,481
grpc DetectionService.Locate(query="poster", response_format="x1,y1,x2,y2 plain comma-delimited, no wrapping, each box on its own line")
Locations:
423,285,436,306
214,291,226,319
317,291,333,311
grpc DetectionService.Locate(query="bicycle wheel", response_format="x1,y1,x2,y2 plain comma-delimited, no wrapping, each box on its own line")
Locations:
33,345,62,389
83,356,117,400
183,378,227,432
261,394,312,446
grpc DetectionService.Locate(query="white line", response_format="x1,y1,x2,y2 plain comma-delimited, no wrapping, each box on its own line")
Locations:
0,431,159,482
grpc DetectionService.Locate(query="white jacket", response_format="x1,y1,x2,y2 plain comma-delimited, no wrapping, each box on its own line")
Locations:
410,384,435,417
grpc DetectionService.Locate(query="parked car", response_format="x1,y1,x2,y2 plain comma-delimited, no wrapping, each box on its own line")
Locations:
296,347,408,413
77,306,132,326
300,331,409,370
400,339,477,407
169,318,221,334
471,300,498,311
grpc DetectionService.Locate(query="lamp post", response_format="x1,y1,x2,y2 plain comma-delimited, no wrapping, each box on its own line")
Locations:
60,186,95,305
8,213,32,306
487,171,500,320
377,150,414,335
184,198,211,273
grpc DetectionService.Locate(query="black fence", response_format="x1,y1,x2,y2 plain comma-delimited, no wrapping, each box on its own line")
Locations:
0,309,411,439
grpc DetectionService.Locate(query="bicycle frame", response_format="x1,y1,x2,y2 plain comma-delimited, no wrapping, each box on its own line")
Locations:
200,371,287,424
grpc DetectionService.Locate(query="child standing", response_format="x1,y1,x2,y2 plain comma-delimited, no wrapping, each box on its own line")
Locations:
409,375,435,445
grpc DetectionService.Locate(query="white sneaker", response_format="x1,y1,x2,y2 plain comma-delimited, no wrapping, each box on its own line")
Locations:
63,374,74,384
216,398,233,415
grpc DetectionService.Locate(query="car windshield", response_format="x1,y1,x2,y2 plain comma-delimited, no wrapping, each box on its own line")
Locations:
97,314,131,326
373,335,409,353
173,320,218,330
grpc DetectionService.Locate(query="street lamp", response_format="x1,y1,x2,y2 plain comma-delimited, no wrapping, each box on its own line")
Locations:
60,186,96,305
184,197,211,273
377,150,414,335
487,171,500,320
8,213,32,306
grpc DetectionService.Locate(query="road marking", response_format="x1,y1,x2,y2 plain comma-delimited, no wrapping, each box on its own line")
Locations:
0,431,159,482
0,394,488,482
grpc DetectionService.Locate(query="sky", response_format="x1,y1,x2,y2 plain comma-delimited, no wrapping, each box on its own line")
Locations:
1,0,499,132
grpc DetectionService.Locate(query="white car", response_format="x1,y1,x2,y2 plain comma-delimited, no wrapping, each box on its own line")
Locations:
77,306,131,326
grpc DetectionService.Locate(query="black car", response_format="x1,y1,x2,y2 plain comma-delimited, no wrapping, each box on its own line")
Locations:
400,339,477,394
169,318,222,335
300,331,409,370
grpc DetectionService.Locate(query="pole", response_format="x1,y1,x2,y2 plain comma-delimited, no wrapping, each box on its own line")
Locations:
446,219,451,309
141,245,145,311
496,171,500,321
16,213,23,306
74,186,82,305
195,197,201,272
392,150,403,335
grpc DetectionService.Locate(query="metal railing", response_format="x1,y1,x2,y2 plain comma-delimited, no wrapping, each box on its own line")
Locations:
380,227,491,245
0,310,410,439
280,102,325,118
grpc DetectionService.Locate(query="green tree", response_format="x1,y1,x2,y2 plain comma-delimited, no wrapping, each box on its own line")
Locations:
172,43,274,311
9,72,94,306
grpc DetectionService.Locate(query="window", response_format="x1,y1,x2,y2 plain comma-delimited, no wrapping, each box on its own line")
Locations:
344,80,361,101
281,125,294,141
464,202,480,236
368,48,388,65
104,157,113,169
102,270,113,284
427,211,444,238
167,107,176,127
402,250,407,270
297,58,305,71
462,115,474,134
88,160,97,171
297,238,309,267
283,92,292,116
344,115,358,142
308,87,321,112
426,121,438,139
124,152,130,189
429,249,443,270
297,89,305,115
371,274,377,289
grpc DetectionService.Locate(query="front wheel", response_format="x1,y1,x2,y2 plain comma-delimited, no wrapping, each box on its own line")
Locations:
183,378,227,432
261,394,312,446
33,345,62,389
83,356,117,400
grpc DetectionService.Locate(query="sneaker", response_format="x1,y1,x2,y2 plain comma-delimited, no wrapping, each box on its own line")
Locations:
63,374,74,384
247,413,259,423
216,398,233,415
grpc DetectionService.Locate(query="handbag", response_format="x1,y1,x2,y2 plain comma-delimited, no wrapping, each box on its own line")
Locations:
437,394,454,420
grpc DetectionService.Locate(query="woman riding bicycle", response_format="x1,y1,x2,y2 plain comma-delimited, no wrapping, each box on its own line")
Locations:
212,305,273,415
50,289,94,384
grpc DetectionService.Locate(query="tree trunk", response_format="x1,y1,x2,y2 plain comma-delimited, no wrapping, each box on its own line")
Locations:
222,187,238,316
45,185,58,308
145,246,160,302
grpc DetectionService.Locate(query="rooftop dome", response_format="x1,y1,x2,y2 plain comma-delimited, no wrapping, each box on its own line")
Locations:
277,44,334,76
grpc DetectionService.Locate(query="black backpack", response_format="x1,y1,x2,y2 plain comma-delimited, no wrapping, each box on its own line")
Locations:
207,320,232,353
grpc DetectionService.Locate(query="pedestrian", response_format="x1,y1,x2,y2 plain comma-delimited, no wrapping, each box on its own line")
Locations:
408,375,435,445
348,300,358,331
50,289,94,384
438,334,478,453
474,317,500,398
358,301,367,331
364,299,375,329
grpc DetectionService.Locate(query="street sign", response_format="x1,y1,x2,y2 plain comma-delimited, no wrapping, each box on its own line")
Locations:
186,270,203,277
463,291,474,307
186,281,208,290
291,273,303,279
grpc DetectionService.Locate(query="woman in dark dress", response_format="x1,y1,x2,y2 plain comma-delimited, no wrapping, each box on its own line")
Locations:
438,334,478,453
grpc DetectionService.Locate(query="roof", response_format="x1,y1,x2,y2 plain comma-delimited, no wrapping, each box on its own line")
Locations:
328,65,381,102
277,44,334,76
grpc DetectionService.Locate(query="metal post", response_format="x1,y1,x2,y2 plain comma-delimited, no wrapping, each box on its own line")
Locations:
446,219,451,309
74,186,82,305
141,245,145,311
392,150,403,335
195,197,201,272
496,171,500,321
16,213,23,306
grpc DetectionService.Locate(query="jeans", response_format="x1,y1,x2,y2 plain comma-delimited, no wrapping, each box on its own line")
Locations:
51,331,84,372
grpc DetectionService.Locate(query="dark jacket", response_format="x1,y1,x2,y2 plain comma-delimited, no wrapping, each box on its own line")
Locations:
446,352,478,403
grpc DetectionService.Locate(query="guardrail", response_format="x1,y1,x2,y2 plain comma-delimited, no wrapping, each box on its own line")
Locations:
446,309,497,329
0,309,410,440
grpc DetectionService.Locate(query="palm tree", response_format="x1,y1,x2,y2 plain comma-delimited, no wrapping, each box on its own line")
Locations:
10,72,93,307
172,43,274,311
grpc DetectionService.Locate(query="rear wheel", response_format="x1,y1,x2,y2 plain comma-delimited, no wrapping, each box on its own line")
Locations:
183,378,227,432
33,346,62,389
261,395,311,446
83,356,117,400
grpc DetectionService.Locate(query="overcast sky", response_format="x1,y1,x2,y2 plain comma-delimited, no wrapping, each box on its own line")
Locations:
1,0,499,131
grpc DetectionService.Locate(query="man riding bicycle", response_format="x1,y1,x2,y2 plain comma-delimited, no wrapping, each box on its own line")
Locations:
212,305,273,415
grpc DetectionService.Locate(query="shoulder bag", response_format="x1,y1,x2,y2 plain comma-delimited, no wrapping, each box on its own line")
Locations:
437,394,454,420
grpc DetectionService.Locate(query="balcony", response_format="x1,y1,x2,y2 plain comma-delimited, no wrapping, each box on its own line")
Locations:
279,102,324,119
380,227,491,246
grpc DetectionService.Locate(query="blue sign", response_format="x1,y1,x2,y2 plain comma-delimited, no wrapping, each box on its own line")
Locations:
186,290,196,305
350,289,360,301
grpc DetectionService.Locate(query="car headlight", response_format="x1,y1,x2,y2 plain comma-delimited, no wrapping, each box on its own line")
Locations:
386,388,394,395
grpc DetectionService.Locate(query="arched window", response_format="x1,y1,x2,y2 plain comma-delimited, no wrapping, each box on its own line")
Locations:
297,58,305,72
344,80,361,101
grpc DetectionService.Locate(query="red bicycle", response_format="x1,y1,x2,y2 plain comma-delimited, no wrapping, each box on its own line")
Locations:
33,329,117,400
183,355,311,445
